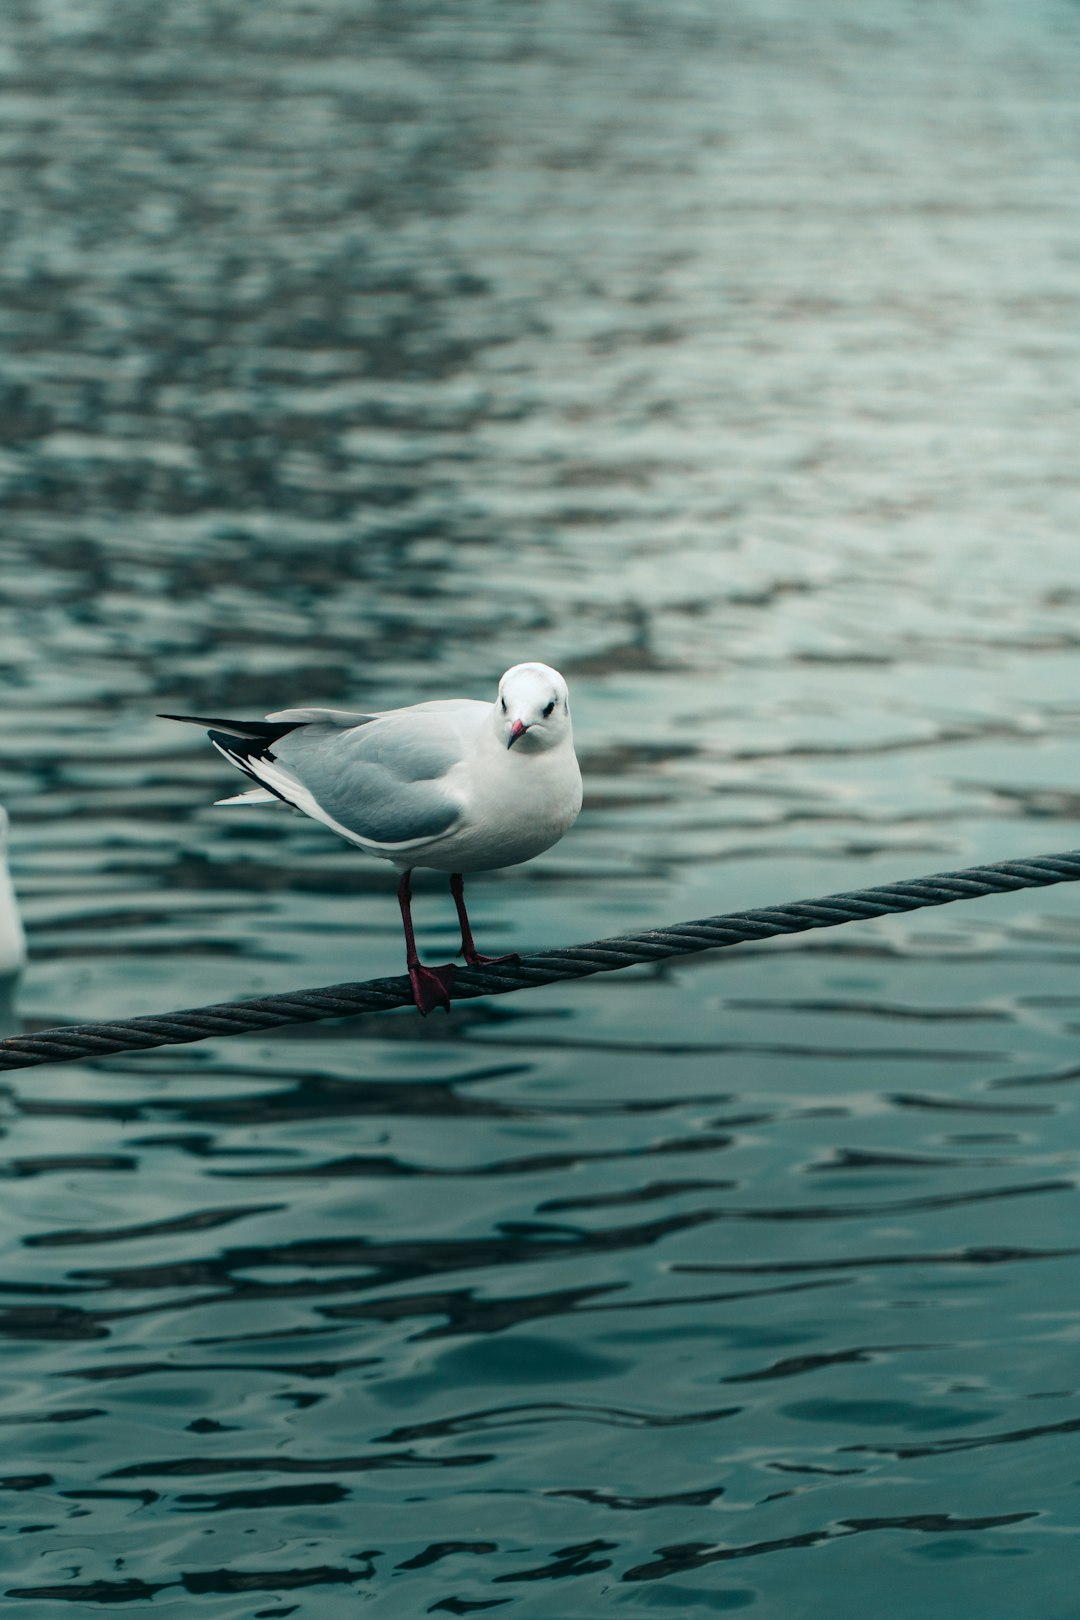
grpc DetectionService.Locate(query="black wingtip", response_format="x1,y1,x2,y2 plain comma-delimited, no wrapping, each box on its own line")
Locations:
158,713,301,742
208,736,297,808
209,728,271,762
158,712,238,728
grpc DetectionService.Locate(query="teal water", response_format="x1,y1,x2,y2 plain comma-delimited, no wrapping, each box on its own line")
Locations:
3,0,1080,1612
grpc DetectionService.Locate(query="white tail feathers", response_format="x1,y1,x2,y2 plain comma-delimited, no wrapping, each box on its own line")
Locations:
215,788,279,807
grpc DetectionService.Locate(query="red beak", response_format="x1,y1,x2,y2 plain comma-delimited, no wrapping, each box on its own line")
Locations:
507,720,528,748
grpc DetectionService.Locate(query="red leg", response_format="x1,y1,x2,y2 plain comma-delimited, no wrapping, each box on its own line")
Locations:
450,872,520,968
397,869,455,1015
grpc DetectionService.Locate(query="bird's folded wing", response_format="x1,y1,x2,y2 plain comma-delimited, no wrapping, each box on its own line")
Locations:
265,706,377,726
250,712,472,849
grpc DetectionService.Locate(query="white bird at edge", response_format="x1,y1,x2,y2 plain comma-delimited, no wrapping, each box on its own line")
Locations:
0,808,27,1030
161,662,582,1015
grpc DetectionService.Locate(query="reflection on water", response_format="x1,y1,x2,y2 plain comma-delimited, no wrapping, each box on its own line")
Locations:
3,0,1080,1612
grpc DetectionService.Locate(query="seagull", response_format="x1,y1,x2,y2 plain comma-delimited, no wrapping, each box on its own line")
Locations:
161,663,582,1014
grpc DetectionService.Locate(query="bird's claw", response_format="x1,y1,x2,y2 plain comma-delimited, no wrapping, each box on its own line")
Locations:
463,950,521,969
409,961,456,1016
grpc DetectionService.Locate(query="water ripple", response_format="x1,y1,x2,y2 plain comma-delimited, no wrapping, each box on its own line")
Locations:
3,0,1080,1610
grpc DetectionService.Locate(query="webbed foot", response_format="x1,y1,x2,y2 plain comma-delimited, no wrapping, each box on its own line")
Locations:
408,960,456,1016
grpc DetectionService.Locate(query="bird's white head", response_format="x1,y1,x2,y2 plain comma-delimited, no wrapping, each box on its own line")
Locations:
495,663,572,752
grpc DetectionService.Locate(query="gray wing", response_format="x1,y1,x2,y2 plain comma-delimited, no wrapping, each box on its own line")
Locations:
265,702,487,848
266,706,377,726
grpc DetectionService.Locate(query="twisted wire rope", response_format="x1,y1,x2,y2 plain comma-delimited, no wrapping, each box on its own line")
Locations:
3,848,1080,1073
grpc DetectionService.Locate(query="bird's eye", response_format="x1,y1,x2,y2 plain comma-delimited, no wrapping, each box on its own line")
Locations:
500,696,507,713
542,700,555,718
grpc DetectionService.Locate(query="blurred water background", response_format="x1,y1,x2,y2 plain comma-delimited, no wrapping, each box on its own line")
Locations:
3,0,1080,1612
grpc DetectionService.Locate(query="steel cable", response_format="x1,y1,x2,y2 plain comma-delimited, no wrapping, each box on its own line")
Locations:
3,848,1080,1072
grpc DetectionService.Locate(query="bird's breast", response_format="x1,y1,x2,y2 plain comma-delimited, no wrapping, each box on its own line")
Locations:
418,745,582,874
